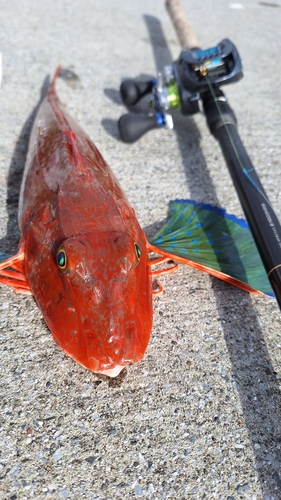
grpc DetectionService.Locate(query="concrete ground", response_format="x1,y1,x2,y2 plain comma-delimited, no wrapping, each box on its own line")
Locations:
1,0,281,498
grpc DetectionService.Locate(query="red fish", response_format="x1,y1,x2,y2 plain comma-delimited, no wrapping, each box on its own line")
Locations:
0,68,168,377
0,68,272,377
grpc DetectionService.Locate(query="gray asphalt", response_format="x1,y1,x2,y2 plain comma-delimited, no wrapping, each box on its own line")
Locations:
1,0,281,498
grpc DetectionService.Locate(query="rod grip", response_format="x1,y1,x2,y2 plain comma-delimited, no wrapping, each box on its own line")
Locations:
165,0,201,49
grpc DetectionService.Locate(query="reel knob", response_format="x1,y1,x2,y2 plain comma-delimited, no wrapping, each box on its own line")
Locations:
118,113,160,143
120,79,155,107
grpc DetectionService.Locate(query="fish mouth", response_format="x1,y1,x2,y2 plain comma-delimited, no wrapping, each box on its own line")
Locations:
99,365,125,377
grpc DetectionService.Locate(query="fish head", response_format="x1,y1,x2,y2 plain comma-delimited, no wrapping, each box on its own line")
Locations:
27,229,153,376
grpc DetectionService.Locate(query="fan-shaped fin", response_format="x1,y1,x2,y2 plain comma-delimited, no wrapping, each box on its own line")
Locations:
148,200,273,297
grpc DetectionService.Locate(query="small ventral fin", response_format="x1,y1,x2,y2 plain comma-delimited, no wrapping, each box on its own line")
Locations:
148,200,273,297
0,246,31,295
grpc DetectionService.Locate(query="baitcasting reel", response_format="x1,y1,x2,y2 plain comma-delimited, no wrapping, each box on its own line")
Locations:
118,38,242,143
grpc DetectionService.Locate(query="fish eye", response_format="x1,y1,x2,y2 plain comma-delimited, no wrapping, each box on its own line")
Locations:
134,242,141,261
57,247,67,271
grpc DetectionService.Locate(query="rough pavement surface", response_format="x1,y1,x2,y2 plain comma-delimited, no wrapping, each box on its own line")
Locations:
1,1,281,499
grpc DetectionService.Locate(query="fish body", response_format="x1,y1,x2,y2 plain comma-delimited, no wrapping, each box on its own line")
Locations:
9,68,153,376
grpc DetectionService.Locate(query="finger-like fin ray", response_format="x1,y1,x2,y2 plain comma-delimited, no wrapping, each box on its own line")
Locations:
0,245,31,294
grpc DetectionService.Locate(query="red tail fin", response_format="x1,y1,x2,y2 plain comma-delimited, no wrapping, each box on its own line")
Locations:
48,65,62,96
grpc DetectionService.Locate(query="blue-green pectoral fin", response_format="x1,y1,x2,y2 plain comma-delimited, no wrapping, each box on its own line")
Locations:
149,200,273,297
0,253,11,262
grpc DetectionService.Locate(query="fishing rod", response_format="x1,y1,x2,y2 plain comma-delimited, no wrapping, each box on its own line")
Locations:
118,0,281,311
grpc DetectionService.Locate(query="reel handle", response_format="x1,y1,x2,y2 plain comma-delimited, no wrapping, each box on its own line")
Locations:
120,79,154,107
118,113,159,143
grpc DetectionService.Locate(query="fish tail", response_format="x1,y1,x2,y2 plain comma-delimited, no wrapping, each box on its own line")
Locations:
47,66,85,173
48,65,62,96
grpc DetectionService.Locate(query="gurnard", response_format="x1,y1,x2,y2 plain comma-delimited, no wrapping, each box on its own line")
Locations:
0,68,273,377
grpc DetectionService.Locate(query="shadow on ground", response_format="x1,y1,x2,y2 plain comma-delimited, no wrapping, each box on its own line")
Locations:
0,76,50,255
144,13,281,496
145,13,281,496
